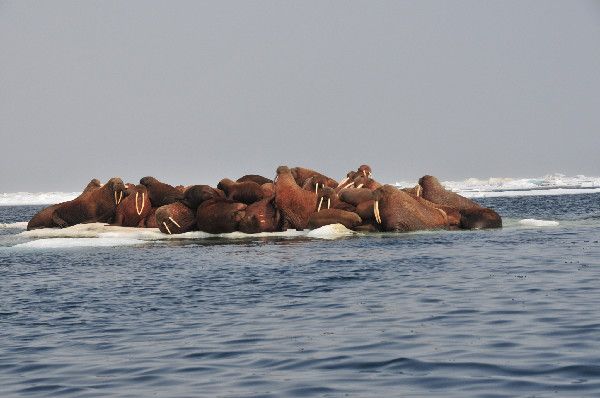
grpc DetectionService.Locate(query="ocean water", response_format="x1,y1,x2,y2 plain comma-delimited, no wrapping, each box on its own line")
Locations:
1,192,600,397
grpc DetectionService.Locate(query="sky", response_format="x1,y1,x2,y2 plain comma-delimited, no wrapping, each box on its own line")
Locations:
1,0,599,192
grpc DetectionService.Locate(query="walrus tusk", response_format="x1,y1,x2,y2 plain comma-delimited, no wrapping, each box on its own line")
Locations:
117,191,123,205
436,208,448,224
315,183,318,197
337,177,349,188
356,183,364,189
317,196,324,212
374,200,382,224
163,221,172,235
363,170,367,177
135,192,140,215
327,198,331,209
140,193,145,214
168,217,181,228
114,191,118,205
416,185,422,197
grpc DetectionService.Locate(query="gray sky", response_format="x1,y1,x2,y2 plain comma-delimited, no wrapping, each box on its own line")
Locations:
1,0,599,192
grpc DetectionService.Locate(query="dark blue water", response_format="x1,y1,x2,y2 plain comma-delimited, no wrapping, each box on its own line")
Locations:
1,193,600,397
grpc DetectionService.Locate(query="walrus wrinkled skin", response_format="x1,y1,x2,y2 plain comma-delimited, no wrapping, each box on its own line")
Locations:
155,202,197,234
274,166,317,231
181,185,224,210
372,185,448,232
49,177,127,228
339,188,374,207
196,198,247,234
236,174,273,185
27,178,103,230
238,197,282,234
290,167,338,189
113,184,152,227
217,178,264,205
418,175,501,229
308,208,362,229
140,176,184,207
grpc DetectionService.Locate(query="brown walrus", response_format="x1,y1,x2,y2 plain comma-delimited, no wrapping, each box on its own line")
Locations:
308,208,362,230
46,177,127,228
217,178,265,205
113,184,152,227
372,185,448,232
155,202,197,234
238,197,282,234
274,166,317,230
139,176,184,207
196,198,247,234
26,178,103,230
418,175,501,229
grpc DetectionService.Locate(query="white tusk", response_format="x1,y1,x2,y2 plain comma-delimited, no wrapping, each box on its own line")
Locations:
416,185,422,197
114,191,118,205
135,192,141,215
315,183,318,196
317,196,324,212
163,221,172,235
140,193,145,214
356,184,364,189
374,200,382,224
437,208,448,223
168,217,181,228
118,191,123,205
327,198,331,209
337,177,349,188
363,170,367,177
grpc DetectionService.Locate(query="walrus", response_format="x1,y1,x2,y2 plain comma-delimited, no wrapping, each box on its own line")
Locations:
217,178,264,205
236,174,273,185
180,185,225,210
372,185,448,232
26,178,103,230
274,166,317,230
308,208,362,230
196,198,247,234
155,202,197,234
418,175,502,229
113,184,152,227
139,176,184,207
49,177,127,228
316,187,355,212
290,167,338,189
339,188,374,207
238,197,282,234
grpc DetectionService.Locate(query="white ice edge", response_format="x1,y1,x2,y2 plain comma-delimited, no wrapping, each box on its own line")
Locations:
13,223,356,248
518,219,560,227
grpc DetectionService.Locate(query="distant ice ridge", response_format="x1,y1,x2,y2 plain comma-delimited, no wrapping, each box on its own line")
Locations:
0,192,78,206
395,174,600,198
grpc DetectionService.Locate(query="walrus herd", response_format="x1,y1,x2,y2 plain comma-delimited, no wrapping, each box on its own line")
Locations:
26,165,502,233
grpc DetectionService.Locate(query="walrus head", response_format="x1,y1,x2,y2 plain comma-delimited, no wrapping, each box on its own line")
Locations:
181,185,223,210
139,176,159,187
371,185,399,225
106,177,127,206
358,164,372,178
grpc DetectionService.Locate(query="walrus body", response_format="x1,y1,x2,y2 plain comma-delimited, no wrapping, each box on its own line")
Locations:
196,198,247,234
27,179,103,230
238,198,281,234
113,184,151,227
155,202,197,234
274,166,317,231
140,176,184,207
217,178,264,205
308,208,362,229
48,178,127,228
